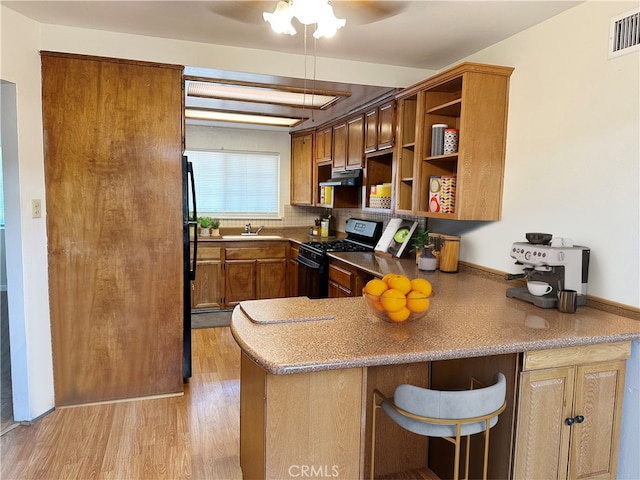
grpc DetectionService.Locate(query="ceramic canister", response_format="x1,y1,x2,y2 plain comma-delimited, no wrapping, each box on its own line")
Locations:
443,128,459,154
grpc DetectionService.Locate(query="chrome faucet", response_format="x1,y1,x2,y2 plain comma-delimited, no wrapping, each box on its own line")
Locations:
242,223,265,235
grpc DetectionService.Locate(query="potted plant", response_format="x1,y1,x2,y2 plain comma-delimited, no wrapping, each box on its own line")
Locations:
211,218,221,237
411,229,436,271
411,229,430,258
198,216,213,236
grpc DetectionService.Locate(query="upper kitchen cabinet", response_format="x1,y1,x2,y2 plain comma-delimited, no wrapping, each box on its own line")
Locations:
346,114,365,169
290,131,314,206
364,99,395,154
394,92,419,215
363,98,396,212
315,126,332,164
332,114,365,171
395,62,513,220
332,121,347,170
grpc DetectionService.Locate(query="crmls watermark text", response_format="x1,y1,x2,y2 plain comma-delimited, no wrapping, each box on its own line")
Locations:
288,465,340,477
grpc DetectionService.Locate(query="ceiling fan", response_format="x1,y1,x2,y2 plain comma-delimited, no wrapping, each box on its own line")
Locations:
208,1,409,27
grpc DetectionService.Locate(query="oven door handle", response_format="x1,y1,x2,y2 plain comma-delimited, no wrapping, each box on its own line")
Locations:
297,255,321,270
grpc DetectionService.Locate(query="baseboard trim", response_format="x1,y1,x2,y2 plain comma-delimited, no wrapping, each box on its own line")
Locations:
58,391,184,409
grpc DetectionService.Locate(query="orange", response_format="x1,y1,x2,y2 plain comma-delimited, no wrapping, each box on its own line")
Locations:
363,278,389,296
380,288,407,312
386,274,412,295
410,278,433,297
386,307,411,322
367,297,385,312
381,273,395,285
406,290,430,313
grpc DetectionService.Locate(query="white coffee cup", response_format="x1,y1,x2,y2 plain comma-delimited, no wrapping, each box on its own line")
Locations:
527,281,553,296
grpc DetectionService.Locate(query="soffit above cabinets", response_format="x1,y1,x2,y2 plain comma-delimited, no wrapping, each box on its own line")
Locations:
183,66,394,131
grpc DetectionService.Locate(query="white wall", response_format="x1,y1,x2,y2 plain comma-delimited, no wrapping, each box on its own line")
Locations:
1,4,638,474
0,8,55,420
429,3,639,476
431,1,639,308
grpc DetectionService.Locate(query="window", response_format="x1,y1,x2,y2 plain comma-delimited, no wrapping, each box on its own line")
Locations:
185,149,280,218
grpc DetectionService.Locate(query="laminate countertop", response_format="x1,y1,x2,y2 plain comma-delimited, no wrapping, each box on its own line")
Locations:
230,268,640,375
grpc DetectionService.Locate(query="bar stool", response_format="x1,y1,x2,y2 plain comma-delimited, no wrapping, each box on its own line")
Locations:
371,373,507,480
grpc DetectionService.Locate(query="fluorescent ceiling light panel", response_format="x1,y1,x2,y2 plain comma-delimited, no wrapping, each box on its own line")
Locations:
188,82,339,109
185,108,304,128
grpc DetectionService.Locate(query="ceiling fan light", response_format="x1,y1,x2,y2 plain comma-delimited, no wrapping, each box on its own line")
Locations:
312,4,345,38
263,1,297,35
291,0,327,25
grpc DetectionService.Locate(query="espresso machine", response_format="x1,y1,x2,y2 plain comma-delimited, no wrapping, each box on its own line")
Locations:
505,237,590,308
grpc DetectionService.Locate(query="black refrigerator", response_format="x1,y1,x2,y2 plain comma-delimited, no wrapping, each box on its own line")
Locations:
182,155,198,379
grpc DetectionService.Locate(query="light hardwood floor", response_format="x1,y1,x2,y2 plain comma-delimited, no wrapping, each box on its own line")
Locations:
0,327,243,480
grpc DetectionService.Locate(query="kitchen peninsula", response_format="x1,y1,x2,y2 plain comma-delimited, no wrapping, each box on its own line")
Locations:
231,267,640,479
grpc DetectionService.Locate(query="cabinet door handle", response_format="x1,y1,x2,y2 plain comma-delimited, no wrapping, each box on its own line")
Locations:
565,415,585,426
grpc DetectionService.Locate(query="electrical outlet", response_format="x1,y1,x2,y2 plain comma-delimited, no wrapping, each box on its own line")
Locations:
32,199,42,218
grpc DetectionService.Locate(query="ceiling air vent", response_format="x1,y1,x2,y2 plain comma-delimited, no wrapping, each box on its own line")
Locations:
609,8,640,58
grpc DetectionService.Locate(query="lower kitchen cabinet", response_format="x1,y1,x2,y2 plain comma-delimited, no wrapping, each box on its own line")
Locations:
191,244,224,310
288,242,299,297
328,257,373,298
513,342,629,480
225,243,288,308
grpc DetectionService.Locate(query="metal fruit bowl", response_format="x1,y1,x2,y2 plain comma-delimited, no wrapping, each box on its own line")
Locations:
362,291,433,324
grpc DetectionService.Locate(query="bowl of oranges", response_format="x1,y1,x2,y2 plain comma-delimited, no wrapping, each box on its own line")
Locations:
362,274,433,324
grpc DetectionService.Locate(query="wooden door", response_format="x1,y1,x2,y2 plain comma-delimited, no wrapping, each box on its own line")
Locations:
42,53,184,405
291,133,313,205
256,259,287,299
364,108,378,153
192,262,223,310
513,367,575,479
225,260,257,306
332,122,347,170
316,127,332,163
568,361,626,480
378,101,395,150
347,115,364,168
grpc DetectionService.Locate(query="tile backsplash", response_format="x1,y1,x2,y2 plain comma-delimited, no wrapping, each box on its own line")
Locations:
215,205,426,233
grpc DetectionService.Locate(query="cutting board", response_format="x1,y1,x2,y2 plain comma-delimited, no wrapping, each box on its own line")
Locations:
240,297,335,324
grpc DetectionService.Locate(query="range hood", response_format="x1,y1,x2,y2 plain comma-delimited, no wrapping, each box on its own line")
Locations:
319,169,362,187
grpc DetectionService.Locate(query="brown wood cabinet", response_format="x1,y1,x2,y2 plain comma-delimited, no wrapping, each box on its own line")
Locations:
224,243,288,307
332,122,347,170
332,115,364,170
365,100,395,154
328,257,373,298
42,52,184,405
315,126,332,163
191,245,223,310
346,114,365,169
514,342,629,480
290,131,314,206
288,242,299,297
240,353,363,479
394,62,513,220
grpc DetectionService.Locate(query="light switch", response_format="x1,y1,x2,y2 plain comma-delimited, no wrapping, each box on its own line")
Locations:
32,199,42,218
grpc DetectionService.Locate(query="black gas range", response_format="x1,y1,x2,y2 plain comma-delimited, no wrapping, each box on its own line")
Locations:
298,218,383,298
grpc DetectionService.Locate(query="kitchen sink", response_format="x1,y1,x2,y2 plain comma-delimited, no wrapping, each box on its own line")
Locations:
221,235,283,240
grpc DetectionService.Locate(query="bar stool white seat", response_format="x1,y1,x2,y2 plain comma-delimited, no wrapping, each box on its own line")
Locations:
371,373,507,480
